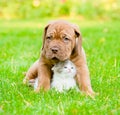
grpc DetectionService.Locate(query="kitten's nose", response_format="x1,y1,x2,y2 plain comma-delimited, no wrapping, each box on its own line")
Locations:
51,47,59,53
68,69,71,72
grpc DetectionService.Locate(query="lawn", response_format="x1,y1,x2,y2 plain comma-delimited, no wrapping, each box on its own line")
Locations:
0,18,120,115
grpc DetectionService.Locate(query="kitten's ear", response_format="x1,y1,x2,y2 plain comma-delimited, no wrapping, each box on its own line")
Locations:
51,64,57,71
51,66,55,71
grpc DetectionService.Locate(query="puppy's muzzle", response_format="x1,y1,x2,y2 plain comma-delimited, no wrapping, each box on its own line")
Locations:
50,46,59,54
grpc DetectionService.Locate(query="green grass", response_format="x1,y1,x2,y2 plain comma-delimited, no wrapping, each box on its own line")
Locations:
0,18,120,115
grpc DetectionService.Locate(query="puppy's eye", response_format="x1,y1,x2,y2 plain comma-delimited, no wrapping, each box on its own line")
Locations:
64,37,69,41
46,36,52,40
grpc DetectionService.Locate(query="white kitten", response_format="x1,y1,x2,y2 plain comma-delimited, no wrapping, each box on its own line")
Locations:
51,60,78,92
33,60,78,92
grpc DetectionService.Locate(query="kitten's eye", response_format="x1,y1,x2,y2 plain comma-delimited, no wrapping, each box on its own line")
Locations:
71,67,74,69
64,66,67,68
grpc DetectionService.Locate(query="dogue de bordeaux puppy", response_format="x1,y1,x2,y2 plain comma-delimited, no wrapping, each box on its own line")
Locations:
23,20,96,97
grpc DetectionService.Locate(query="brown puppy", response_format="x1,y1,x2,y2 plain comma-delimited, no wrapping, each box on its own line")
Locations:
23,20,95,96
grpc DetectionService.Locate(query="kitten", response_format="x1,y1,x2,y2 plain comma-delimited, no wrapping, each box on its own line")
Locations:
32,60,78,92
51,60,78,92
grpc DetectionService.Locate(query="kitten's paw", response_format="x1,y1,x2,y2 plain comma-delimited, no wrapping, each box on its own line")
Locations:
28,79,36,87
55,87,64,93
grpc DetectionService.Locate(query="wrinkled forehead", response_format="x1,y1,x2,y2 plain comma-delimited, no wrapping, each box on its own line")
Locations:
46,22,75,36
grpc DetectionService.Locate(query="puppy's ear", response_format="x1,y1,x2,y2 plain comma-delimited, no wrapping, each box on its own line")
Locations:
42,24,50,50
72,24,82,55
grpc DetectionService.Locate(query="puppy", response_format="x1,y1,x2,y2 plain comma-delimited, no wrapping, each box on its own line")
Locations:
23,20,95,96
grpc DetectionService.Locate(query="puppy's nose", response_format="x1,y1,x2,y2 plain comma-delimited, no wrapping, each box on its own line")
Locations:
51,47,59,53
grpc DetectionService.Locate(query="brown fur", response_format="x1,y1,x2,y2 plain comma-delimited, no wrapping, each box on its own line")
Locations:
23,20,95,96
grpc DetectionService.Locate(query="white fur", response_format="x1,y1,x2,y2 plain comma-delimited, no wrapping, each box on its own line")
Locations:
34,78,38,90
51,73,77,92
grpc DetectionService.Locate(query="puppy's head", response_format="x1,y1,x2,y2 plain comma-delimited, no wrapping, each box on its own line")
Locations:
42,20,82,61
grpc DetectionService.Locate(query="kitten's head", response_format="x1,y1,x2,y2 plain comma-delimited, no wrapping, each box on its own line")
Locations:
52,60,76,77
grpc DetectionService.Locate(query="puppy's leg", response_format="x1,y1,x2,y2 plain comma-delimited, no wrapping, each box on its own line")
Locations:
23,60,39,84
75,49,95,97
76,65,95,97
35,64,51,92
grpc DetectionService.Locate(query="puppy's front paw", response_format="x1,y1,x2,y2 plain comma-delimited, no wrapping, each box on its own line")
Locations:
81,86,98,99
34,87,40,93
85,90,97,99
